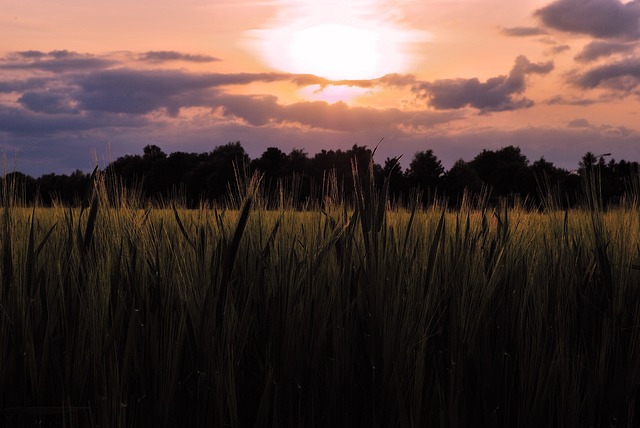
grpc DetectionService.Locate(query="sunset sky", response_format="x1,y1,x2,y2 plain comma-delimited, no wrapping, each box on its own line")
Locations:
1,0,639,176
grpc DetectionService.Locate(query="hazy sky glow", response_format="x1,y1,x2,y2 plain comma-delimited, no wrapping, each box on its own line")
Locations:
1,0,639,175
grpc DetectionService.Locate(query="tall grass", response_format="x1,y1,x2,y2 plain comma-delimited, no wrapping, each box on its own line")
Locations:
1,166,639,427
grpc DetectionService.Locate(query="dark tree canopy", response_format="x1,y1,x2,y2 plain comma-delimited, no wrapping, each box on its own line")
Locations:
406,150,445,204
470,146,533,198
4,142,639,208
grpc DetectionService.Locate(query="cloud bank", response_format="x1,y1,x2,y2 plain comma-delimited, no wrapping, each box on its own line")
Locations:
414,56,554,112
535,0,640,40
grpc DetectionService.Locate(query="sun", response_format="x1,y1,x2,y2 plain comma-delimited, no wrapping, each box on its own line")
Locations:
286,24,381,80
249,0,428,84
253,17,417,81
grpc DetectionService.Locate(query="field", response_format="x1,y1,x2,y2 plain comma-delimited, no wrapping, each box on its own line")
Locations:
1,171,640,427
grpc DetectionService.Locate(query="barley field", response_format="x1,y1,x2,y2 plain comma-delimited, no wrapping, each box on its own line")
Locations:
1,170,640,427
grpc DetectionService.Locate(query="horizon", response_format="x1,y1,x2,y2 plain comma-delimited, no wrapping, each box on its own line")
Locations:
2,0,640,177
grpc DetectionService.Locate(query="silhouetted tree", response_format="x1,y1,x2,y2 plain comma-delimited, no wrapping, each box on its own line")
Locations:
288,148,309,174
205,141,250,199
579,152,599,174
143,144,167,162
309,145,374,199
287,148,311,206
471,146,533,198
6,142,639,208
35,170,91,205
107,154,146,187
1,171,37,204
251,147,289,183
444,159,482,203
406,150,444,205
530,157,572,207
381,157,407,203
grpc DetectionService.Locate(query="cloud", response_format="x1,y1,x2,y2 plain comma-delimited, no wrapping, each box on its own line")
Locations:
574,40,638,62
535,0,640,40
214,93,461,131
0,55,460,136
545,95,601,106
548,45,571,55
14,50,47,59
68,68,423,117
1,51,114,72
138,51,221,63
1,50,115,72
0,105,149,136
333,73,419,88
566,118,632,137
18,91,79,114
0,77,51,93
2,49,224,72
567,118,592,128
501,26,549,37
74,69,223,115
415,56,554,112
575,58,640,90
71,69,356,115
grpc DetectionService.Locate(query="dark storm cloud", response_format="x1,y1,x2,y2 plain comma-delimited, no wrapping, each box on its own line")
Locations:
535,0,640,40
575,58,640,90
414,56,554,112
574,41,638,62
138,51,221,63
501,26,549,37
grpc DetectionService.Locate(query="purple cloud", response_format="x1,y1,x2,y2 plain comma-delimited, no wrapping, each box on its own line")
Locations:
1,50,115,72
0,105,149,136
0,77,51,93
415,56,554,112
548,45,571,55
574,41,638,62
535,0,640,40
545,95,601,106
138,51,221,63
575,58,640,90
18,91,79,114
501,26,549,37
214,93,461,131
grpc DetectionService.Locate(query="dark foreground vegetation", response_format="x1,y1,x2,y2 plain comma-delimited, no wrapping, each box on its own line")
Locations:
1,154,640,427
6,141,640,208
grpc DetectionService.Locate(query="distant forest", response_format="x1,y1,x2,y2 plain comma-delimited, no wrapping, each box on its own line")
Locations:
3,142,639,208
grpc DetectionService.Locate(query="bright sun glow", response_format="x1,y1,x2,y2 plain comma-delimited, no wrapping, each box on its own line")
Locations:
287,24,381,80
251,0,425,82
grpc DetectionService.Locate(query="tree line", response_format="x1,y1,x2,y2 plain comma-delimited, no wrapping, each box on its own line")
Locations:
3,142,639,208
